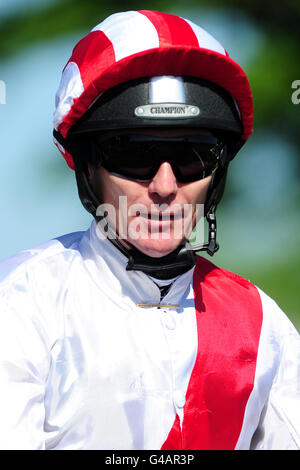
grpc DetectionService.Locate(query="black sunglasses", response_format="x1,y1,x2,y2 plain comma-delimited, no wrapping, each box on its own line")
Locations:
93,134,224,183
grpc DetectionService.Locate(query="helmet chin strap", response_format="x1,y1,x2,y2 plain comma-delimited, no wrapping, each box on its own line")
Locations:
125,208,219,279
96,204,219,280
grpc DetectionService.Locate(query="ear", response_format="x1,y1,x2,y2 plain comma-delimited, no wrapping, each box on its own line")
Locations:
87,163,95,181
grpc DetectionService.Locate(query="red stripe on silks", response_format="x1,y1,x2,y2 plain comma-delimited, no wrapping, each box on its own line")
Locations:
139,10,199,48
161,414,182,450
162,256,263,450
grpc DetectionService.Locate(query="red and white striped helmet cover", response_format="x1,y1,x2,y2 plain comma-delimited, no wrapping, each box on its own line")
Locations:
53,10,253,170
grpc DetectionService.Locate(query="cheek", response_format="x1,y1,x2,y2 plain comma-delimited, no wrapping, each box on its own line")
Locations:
198,178,212,203
92,168,144,210
92,170,120,206
181,176,212,205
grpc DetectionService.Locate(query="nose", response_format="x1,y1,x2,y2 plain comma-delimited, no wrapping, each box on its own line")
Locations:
148,161,178,203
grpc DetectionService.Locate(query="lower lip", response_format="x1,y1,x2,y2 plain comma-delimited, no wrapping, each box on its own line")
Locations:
141,214,181,229
146,214,175,221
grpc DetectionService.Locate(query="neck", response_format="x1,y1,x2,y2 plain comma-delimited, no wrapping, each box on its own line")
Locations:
108,236,196,279
96,214,218,279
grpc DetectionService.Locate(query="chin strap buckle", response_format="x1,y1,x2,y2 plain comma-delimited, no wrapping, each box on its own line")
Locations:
206,207,219,256
190,206,219,257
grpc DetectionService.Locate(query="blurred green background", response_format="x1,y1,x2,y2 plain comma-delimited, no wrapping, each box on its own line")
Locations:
0,0,299,330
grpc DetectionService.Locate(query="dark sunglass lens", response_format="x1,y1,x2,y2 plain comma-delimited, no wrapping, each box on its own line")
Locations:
97,135,221,182
175,144,221,182
101,159,156,181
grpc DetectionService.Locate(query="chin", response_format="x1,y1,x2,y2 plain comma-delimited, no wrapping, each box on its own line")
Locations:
131,238,183,258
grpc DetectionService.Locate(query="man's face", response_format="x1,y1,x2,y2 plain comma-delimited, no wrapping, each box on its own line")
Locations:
88,129,213,258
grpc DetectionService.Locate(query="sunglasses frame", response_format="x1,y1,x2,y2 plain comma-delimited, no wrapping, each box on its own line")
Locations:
93,133,225,183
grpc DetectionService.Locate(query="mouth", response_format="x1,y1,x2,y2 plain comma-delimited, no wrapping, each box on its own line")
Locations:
141,212,181,221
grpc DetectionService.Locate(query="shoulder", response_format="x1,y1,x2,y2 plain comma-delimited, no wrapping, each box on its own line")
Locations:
194,255,299,336
0,230,85,288
0,230,86,329
0,230,87,349
194,255,255,291
256,286,299,338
